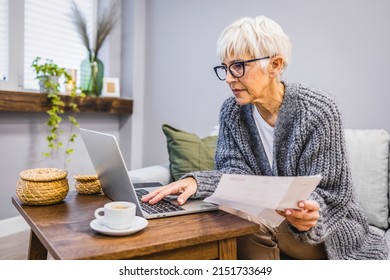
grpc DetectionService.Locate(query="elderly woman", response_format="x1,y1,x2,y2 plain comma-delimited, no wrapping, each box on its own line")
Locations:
142,16,388,260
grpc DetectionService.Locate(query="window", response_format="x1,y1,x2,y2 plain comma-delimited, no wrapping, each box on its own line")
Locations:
1,0,120,92
0,0,8,81
23,0,95,90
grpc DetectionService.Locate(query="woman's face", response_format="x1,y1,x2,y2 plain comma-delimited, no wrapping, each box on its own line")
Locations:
223,53,271,105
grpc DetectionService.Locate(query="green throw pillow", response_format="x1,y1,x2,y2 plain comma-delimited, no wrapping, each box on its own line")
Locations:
162,124,217,181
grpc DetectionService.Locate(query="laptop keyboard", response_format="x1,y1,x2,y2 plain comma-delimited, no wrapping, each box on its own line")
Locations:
135,189,185,214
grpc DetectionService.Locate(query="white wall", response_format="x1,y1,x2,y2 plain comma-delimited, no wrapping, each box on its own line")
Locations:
142,0,390,167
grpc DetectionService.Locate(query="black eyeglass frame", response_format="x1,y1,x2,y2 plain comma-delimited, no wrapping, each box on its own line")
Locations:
213,56,270,81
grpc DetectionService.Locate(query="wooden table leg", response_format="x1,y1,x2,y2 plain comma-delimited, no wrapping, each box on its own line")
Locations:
218,237,237,260
28,230,47,260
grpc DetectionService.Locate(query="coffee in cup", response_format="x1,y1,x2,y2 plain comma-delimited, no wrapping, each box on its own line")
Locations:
112,205,130,210
94,201,136,230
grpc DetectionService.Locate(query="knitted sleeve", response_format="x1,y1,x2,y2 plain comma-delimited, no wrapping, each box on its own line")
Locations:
182,98,253,199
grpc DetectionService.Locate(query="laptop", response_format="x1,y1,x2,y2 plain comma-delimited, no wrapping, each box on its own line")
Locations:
79,128,218,219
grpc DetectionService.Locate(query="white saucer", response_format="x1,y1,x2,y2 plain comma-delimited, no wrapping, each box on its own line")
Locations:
90,216,148,236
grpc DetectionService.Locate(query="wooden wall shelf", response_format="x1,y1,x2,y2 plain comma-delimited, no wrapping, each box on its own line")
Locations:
0,90,133,115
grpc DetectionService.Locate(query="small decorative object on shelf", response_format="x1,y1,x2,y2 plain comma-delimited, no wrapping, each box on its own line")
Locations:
16,168,69,206
70,0,121,96
101,77,120,97
66,68,77,95
74,174,102,195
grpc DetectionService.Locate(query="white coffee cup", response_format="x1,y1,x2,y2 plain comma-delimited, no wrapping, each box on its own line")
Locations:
94,201,136,230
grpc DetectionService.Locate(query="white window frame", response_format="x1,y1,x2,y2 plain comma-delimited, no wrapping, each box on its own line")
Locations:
0,0,23,91
0,0,121,92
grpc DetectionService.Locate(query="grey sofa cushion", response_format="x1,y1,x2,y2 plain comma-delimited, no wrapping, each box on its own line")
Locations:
344,129,389,230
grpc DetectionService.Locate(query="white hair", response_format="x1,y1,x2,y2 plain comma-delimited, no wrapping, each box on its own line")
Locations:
217,16,292,71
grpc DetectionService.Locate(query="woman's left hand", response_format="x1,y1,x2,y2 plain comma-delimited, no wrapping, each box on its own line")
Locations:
276,200,320,232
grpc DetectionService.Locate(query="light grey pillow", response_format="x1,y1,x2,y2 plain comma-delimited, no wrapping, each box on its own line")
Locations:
344,129,389,230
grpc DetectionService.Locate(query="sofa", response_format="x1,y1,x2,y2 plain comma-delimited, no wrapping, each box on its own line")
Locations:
128,128,390,259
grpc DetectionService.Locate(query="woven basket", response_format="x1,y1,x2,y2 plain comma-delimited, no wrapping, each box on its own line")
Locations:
74,174,102,195
16,168,69,206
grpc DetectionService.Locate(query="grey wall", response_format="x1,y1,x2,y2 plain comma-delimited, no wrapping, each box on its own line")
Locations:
142,0,390,167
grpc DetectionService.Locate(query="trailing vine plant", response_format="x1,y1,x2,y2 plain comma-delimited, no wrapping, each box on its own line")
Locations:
31,57,85,164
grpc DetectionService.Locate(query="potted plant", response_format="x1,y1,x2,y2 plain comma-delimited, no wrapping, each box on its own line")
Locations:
31,56,85,164
31,57,68,93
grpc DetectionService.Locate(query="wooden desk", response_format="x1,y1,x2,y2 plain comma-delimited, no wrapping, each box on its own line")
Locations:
12,191,259,260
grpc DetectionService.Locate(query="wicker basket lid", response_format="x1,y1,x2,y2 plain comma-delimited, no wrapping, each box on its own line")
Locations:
19,168,68,182
73,174,99,182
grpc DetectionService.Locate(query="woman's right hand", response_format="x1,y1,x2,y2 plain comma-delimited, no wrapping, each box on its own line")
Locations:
140,177,197,205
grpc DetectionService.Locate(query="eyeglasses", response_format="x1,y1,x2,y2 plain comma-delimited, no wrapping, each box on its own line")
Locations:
213,56,270,81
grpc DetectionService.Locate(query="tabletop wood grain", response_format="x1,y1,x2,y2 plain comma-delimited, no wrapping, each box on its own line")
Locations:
12,191,259,260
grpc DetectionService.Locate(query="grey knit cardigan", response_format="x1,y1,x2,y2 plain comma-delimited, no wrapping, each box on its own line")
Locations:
185,82,388,260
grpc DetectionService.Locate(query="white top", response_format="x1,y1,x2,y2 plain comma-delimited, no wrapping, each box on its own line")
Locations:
253,106,274,167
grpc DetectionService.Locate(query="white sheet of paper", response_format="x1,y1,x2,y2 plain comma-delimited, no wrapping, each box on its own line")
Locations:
204,174,322,227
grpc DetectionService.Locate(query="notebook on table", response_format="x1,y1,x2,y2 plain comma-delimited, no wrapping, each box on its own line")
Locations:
79,128,218,219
